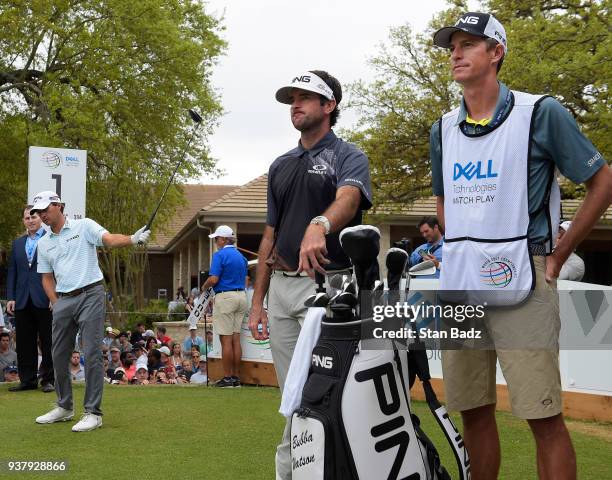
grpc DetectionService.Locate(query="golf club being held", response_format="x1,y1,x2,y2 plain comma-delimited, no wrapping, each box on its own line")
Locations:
139,108,203,244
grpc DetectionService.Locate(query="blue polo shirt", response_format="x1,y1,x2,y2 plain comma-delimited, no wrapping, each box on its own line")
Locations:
209,245,247,293
37,218,107,292
409,238,444,279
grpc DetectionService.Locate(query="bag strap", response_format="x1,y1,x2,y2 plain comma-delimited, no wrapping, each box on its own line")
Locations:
407,336,471,480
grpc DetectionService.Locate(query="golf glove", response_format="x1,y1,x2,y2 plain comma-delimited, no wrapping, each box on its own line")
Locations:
131,226,151,245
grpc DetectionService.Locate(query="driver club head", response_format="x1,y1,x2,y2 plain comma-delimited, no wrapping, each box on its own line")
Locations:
188,108,203,123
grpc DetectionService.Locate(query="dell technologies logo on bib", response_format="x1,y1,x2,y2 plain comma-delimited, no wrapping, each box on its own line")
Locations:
453,160,498,181
452,159,498,205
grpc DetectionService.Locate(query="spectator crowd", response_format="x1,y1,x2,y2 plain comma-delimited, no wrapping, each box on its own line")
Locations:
1,319,215,387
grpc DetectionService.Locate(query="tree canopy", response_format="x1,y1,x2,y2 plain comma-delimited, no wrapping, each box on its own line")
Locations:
0,0,225,311
0,0,226,247
345,0,610,208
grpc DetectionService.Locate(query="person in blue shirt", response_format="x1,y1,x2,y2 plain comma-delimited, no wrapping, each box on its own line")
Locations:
201,225,247,388
409,216,444,278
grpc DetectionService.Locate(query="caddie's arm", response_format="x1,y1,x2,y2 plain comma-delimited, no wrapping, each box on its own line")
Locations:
298,185,361,276
42,273,59,305
547,165,612,281
248,225,274,340
436,196,445,230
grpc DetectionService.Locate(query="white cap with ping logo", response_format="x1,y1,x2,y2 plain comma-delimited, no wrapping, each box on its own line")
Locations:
275,71,335,104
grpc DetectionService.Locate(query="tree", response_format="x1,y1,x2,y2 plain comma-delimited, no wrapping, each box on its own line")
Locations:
0,0,225,314
345,0,610,209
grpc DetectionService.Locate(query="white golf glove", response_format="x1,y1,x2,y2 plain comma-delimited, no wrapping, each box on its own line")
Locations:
131,226,151,245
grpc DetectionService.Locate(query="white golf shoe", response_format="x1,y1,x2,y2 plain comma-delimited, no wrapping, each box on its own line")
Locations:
72,413,102,432
36,406,74,424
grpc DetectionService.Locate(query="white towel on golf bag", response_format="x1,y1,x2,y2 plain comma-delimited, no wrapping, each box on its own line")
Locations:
279,307,325,417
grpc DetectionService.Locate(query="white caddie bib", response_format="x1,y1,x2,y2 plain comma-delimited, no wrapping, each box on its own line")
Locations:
439,91,559,306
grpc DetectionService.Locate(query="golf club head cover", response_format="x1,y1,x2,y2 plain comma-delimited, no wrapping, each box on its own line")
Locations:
386,247,409,305
339,225,381,292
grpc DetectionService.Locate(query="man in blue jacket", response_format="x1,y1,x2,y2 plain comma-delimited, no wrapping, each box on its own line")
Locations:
6,205,54,392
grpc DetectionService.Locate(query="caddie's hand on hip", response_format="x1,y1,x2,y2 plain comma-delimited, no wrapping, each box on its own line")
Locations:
545,253,562,283
131,225,151,245
6,300,15,315
298,224,330,278
248,305,269,340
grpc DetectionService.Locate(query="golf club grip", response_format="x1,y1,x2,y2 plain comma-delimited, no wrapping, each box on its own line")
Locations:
137,214,157,245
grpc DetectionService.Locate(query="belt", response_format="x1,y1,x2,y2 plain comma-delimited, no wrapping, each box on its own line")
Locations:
277,270,309,278
58,280,104,297
216,288,244,293
528,243,547,256
276,268,352,278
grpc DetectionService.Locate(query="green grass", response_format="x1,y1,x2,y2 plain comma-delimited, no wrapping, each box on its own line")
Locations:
1,383,610,479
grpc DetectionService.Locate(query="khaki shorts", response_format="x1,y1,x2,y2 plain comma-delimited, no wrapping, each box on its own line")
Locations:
213,291,247,336
441,256,562,419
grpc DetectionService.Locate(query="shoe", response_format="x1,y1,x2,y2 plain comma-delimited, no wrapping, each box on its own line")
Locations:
36,407,74,424
41,383,55,393
72,413,103,432
215,377,235,388
8,383,38,392
231,376,241,388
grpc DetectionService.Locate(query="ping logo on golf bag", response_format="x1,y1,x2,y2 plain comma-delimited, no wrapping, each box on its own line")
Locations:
292,75,311,83
355,362,416,480
440,409,471,476
312,354,333,369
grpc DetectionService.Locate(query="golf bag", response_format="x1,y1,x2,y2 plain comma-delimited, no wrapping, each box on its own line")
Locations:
290,225,470,480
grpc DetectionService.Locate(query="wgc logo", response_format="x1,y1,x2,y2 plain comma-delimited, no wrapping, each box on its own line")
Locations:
480,260,514,288
41,150,62,169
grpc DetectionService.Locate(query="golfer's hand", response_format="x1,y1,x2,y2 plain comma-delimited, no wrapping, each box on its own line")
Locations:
131,226,151,245
545,253,562,283
248,305,269,340
298,224,330,278
6,300,15,315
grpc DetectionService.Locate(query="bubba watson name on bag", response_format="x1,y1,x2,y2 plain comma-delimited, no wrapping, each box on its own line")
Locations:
291,330,431,480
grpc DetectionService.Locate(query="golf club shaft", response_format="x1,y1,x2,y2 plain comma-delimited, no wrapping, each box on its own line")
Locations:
141,120,202,241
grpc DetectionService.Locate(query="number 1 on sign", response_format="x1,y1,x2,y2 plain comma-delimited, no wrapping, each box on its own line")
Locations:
51,174,62,198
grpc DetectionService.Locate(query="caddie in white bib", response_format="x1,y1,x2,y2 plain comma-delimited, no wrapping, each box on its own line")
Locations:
440,91,560,306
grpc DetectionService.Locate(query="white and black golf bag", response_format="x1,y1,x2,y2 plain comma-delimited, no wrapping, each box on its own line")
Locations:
290,225,470,480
